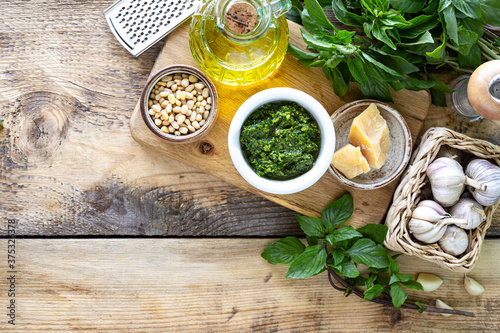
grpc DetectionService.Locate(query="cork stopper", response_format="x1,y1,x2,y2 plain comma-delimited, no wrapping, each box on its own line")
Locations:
225,2,258,35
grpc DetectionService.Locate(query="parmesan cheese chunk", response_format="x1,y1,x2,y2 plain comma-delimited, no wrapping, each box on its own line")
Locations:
348,103,390,169
332,144,370,179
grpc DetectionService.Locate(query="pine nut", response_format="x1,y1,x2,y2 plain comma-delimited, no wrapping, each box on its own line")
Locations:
196,114,202,122
192,121,200,129
161,126,168,133
187,100,195,110
148,109,155,116
152,105,161,112
190,112,196,122
178,115,186,125
182,73,189,79
171,84,178,92
167,80,175,88
165,103,172,113
188,125,195,133
160,91,169,98
155,118,162,126
169,125,175,133
181,79,189,87
157,81,166,86
202,88,209,98
180,91,187,100
162,120,169,125
205,104,211,111
199,119,205,126
173,106,182,113
203,111,209,119
185,84,194,92
181,105,189,114
169,114,175,123
194,83,204,91
174,75,182,80
172,121,180,130
161,75,173,82
161,110,169,119
188,75,198,83
179,127,188,135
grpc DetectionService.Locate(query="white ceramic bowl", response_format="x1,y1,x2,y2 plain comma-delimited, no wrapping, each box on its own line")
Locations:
228,88,335,195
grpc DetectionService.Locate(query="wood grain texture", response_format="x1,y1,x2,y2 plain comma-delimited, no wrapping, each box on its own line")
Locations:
0,1,498,236
0,0,299,236
130,21,431,229
1,238,499,332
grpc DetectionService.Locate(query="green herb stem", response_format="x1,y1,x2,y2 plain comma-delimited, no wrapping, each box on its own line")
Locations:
327,269,475,317
479,38,500,56
478,39,500,60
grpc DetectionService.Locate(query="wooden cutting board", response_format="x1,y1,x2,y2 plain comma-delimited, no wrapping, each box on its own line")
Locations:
130,20,431,228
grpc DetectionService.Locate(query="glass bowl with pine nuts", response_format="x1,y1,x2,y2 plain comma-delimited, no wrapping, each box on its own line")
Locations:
140,65,218,143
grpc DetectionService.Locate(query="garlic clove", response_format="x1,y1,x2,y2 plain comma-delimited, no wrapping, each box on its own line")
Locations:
412,221,448,243
464,275,484,296
466,159,500,206
416,273,443,292
438,225,468,256
417,200,448,216
412,206,445,222
409,218,436,234
450,198,485,230
435,299,453,317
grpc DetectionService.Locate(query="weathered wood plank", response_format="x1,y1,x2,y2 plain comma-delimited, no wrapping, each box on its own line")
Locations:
0,1,498,236
1,238,499,331
0,0,299,236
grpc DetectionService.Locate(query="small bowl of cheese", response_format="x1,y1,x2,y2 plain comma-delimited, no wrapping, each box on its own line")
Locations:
329,100,412,190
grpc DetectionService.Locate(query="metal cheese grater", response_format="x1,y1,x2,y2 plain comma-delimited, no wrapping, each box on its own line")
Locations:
104,0,203,56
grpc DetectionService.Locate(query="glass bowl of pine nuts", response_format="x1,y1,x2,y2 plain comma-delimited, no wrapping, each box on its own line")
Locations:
140,65,218,143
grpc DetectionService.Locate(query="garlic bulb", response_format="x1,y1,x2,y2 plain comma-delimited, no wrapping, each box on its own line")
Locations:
464,275,484,296
466,159,500,206
427,157,486,207
438,225,468,256
409,203,467,243
450,198,485,229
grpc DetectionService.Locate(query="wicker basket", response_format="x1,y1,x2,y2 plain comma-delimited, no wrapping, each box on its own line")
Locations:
385,127,500,272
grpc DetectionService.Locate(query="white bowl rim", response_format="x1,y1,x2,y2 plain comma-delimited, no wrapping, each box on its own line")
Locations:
228,87,335,195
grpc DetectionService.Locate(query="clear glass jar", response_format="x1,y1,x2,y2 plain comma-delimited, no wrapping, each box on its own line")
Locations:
189,0,291,86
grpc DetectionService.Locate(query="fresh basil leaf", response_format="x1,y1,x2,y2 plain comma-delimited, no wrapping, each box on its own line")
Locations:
376,274,390,286
392,76,436,91
302,9,328,36
363,22,374,39
358,75,394,102
398,14,440,39
286,10,302,25
397,274,415,283
288,44,319,60
346,239,390,268
481,0,500,26
326,56,343,70
306,235,318,246
439,0,453,11
261,237,306,265
389,0,426,13
459,16,484,38
427,73,454,93
389,274,400,285
380,10,411,27
286,245,327,279
423,0,439,13
306,59,327,67
361,52,401,77
296,214,326,237
372,22,397,50
402,280,424,290
304,0,336,30
290,0,303,12
357,224,388,245
367,48,419,75
442,6,458,44
331,0,364,27
331,249,345,266
301,29,337,52
397,31,434,47
347,56,368,86
453,0,481,19
426,38,447,61
340,261,359,278
457,26,478,55
390,282,407,309
355,276,367,286
364,284,385,300
430,88,447,106
321,192,353,231
388,254,399,275
365,274,377,288
458,43,481,68
324,226,363,245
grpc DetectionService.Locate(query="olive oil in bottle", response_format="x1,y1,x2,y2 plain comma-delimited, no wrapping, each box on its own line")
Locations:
189,0,291,86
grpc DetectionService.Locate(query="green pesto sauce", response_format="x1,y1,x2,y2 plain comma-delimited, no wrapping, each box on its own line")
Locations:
240,102,321,180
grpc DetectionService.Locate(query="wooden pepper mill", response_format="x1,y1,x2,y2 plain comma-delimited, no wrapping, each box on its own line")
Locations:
449,60,500,127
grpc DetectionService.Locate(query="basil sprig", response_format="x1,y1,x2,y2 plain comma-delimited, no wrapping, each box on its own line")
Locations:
286,0,500,105
262,193,475,316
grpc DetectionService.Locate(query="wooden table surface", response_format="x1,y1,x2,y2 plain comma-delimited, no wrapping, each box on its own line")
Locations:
1,1,500,331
